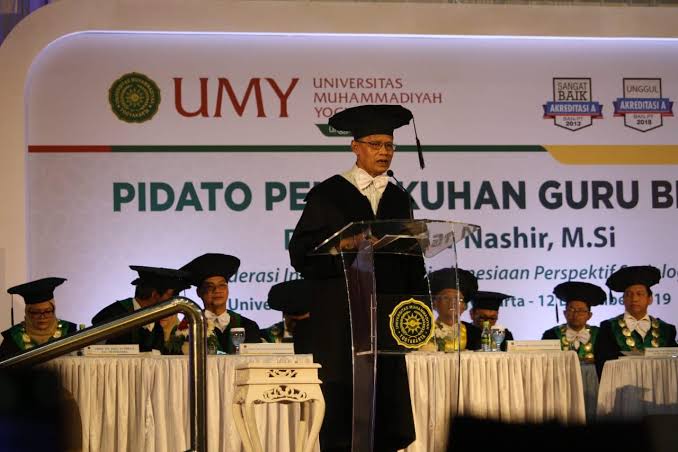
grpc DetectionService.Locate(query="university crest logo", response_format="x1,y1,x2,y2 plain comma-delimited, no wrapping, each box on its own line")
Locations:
109,72,161,123
543,78,603,131
389,298,434,349
613,78,674,132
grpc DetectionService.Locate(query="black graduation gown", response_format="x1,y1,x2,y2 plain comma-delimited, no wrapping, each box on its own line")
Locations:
595,315,677,377
501,328,514,351
289,175,425,451
211,310,261,354
91,298,171,354
0,320,78,360
463,321,482,351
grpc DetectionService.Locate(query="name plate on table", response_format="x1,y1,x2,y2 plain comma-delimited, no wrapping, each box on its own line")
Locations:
81,344,140,355
239,342,295,355
506,340,561,352
644,347,678,358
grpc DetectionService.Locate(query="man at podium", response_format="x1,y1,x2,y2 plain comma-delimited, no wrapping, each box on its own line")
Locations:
289,104,425,452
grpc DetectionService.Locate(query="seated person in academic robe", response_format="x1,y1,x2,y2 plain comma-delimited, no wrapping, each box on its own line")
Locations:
542,281,605,363
261,279,312,355
179,253,260,354
421,267,481,351
469,291,515,351
0,278,77,359
91,266,190,354
596,265,677,376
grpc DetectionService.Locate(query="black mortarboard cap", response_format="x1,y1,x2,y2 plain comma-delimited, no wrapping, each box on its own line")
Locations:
606,265,661,293
470,291,511,311
328,104,425,169
553,281,606,308
180,253,241,287
267,279,311,316
7,277,66,305
428,267,478,301
129,266,190,291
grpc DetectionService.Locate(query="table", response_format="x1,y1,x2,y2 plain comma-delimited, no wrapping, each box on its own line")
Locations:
44,354,317,452
403,351,586,452
597,357,678,419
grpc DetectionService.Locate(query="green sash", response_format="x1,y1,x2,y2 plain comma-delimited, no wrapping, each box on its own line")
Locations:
8,320,75,351
552,324,599,362
610,314,668,351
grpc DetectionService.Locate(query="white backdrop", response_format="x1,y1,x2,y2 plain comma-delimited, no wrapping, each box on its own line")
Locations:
25,32,678,338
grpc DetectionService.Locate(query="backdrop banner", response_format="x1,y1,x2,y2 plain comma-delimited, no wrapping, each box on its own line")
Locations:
26,32,678,338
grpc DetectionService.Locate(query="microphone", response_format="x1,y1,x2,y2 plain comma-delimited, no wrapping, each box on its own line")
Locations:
387,170,415,220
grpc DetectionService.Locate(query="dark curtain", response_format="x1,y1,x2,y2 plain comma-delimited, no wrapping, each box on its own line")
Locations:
0,0,50,47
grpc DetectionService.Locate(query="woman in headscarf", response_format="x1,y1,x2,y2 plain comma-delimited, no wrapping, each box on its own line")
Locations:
0,277,77,359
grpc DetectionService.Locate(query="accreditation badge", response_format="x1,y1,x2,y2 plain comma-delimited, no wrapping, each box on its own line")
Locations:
389,298,434,349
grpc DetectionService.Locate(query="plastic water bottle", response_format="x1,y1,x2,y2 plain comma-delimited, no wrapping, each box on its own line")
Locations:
481,321,492,352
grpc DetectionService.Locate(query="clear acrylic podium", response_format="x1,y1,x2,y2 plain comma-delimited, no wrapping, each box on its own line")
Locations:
312,219,479,451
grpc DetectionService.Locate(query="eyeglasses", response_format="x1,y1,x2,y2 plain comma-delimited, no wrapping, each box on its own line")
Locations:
475,315,498,322
27,308,55,318
435,295,465,305
202,283,228,294
565,309,590,315
354,140,396,152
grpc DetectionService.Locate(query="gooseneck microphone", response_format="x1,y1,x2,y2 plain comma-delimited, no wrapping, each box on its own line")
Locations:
387,170,415,220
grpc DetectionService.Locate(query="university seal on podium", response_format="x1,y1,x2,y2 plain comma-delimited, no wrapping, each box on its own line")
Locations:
389,298,434,349
109,72,161,123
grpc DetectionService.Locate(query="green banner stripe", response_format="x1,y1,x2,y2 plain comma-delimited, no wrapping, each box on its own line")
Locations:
110,145,547,153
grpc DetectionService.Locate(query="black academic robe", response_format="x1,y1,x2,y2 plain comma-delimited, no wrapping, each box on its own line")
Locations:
464,321,482,351
0,320,77,360
289,175,425,451
211,310,261,354
91,298,172,354
261,319,313,355
501,328,514,351
595,314,677,376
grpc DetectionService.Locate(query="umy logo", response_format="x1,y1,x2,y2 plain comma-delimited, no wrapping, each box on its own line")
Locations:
109,72,299,123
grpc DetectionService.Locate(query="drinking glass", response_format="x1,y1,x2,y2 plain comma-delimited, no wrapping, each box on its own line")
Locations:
491,328,505,351
230,327,246,354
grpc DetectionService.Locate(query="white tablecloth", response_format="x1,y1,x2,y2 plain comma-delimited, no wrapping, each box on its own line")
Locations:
44,354,316,452
597,357,678,419
403,351,586,452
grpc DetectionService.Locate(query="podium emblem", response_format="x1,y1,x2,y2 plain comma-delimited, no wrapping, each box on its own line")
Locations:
389,298,434,349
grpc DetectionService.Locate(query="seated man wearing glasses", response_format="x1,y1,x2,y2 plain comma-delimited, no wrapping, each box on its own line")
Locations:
422,267,482,352
180,253,260,354
595,265,677,376
541,281,606,363
1,277,77,359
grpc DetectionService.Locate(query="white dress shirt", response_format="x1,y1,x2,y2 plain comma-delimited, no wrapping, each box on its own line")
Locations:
342,165,388,215
565,326,591,349
132,298,156,332
623,312,651,338
205,310,231,332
